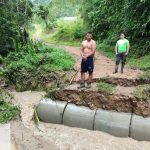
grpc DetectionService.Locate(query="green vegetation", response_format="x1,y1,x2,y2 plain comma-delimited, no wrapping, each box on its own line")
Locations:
133,84,150,101
138,71,150,80
128,56,150,70
53,20,85,41
2,42,74,91
97,43,114,59
81,0,150,70
0,0,33,56
97,81,114,94
43,19,85,46
81,0,150,57
0,101,19,123
97,43,150,70
0,89,19,123
30,0,81,34
5,42,74,71
33,0,80,17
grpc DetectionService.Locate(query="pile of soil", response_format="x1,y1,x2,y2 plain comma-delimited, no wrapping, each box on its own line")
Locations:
55,89,150,117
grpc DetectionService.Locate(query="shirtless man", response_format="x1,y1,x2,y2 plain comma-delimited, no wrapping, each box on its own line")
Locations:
78,32,96,88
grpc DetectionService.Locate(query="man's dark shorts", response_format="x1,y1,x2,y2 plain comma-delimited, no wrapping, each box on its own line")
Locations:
116,52,127,65
81,56,94,73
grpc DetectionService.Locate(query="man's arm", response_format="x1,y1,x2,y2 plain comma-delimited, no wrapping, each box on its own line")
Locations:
126,43,130,55
86,41,96,57
80,42,84,57
115,43,118,55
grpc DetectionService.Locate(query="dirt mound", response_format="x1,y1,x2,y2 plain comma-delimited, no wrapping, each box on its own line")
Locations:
55,89,150,117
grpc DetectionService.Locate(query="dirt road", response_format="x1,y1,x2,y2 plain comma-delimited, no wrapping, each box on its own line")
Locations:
64,46,142,80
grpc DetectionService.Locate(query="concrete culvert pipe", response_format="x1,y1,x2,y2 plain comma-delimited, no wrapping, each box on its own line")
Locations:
130,114,150,141
36,99,67,124
94,109,131,137
63,103,96,130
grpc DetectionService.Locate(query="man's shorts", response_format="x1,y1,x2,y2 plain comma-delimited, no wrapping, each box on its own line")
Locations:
116,52,127,65
81,56,94,73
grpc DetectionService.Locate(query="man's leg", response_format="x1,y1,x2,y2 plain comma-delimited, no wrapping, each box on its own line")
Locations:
78,60,86,88
113,53,120,74
86,72,93,88
78,72,86,88
81,72,85,84
114,65,119,73
86,57,94,88
88,72,93,83
121,53,127,73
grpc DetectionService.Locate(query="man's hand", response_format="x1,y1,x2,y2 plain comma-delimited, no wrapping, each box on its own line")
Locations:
126,52,128,56
82,54,87,61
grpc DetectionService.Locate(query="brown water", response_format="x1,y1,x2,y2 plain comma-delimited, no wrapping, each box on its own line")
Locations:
0,123,17,150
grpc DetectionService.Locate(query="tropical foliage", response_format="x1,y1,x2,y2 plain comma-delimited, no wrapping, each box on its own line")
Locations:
81,0,150,58
0,0,33,55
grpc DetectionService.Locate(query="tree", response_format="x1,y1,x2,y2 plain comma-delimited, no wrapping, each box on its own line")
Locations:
81,0,150,57
0,0,33,55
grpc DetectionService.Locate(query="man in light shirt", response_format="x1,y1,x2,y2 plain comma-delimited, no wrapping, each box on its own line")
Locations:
113,32,130,74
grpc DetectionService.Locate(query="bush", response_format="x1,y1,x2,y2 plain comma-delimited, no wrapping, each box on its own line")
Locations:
138,71,150,80
0,101,19,123
133,84,150,101
5,42,74,72
0,89,19,123
0,55,3,64
52,19,86,41
81,0,150,58
97,81,114,94
3,41,75,91
128,55,150,70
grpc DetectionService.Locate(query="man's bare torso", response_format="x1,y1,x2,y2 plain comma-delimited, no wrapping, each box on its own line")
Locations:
82,39,96,56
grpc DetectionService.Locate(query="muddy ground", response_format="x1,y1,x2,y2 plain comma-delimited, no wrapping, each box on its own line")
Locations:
55,88,150,117
9,91,150,150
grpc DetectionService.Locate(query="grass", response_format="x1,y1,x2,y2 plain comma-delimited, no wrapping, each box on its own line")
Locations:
37,18,85,47
44,36,81,47
128,55,150,71
137,70,150,80
2,41,75,91
133,84,150,100
97,43,150,71
97,80,114,94
0,101,19,123
5,42,75,72
97,43,114,60
0,89,19,123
